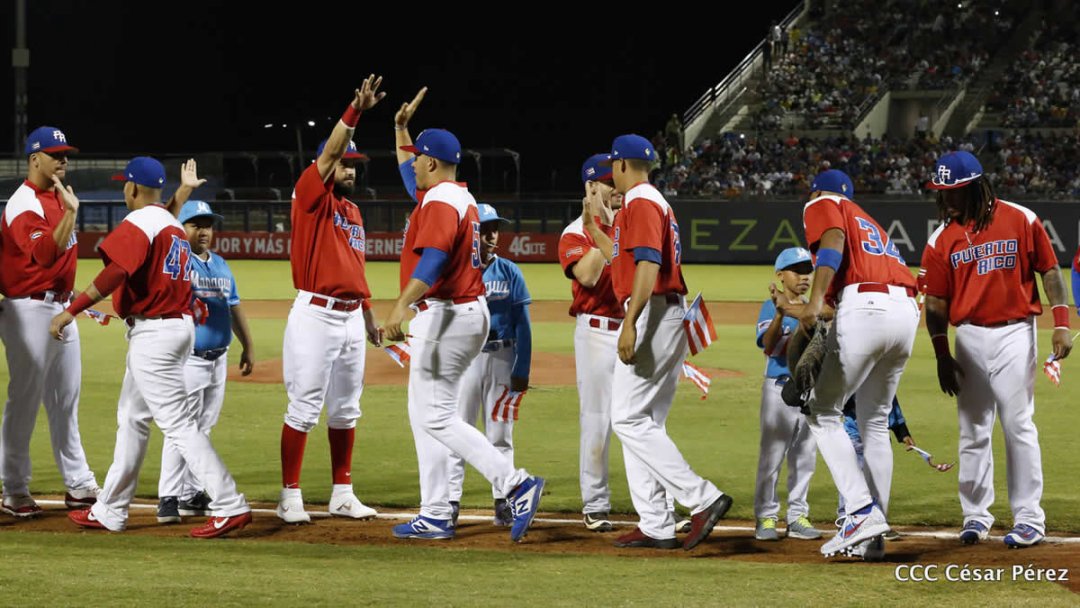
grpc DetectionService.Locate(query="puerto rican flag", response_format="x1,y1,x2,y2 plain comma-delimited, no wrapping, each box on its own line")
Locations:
681,360,711,400
682,292,717,356
384,342,413,367
1044,354,1061,386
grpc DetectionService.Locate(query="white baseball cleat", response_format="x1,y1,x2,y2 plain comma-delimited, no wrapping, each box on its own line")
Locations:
329,493,377,520
820,501,890,558
276,488,311,524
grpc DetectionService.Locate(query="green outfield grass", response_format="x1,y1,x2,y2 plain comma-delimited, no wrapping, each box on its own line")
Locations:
20,261,1080,604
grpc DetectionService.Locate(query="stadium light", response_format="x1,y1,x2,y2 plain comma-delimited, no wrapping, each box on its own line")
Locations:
307,120,316,127
263,123,273,129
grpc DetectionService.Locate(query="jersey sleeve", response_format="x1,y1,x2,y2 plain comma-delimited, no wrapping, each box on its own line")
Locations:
919,243,951,299
293,162,334,214
1029,216,1059,273
558,232,589,278
7,208,57,263
228,267,241,306
510,263,531,305
1072,266,1080,314
511,303,532,379
803,198,845,251
412,201,459,253
621,199,664,253
97,221,151,276
756,299,776,350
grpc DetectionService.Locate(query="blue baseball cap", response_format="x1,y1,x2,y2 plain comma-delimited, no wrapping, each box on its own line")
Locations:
927,150,983,190
111,156,166,188
477,203,510,224
774,247,813,272
316,138,367,161
581,154,613,183
400,128,462,164
810,169,854,197
25,126,78,155
601,134,658,165
178,200,224,225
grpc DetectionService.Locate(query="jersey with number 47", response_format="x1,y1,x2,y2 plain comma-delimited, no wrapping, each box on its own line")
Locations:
399,181,484,300
97,204,194,319
803,194,915,304
611,183,688,304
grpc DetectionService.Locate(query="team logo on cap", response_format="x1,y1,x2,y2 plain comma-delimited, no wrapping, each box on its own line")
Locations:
53,130,66,143
937,165,951,183
31,142,40,150
585,167,596,177
197,201,212,214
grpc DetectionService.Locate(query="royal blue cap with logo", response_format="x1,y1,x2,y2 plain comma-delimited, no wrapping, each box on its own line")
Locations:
927,150,983,190
774,247,814,272
25,126,78,155
477,203,510,224
316,139,368,161
811,169,854,197
581,153,613,183
400,128,462,164
601,134,657,165
178,200,225,225
111,156,166,188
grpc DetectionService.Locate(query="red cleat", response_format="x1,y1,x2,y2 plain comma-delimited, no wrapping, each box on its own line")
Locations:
190,512,252,539
68,508,108,530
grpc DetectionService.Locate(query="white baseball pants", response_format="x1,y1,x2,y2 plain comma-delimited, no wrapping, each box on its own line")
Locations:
753,378,817,522
574,314,618,515
159,352,228,500
447,346,515,502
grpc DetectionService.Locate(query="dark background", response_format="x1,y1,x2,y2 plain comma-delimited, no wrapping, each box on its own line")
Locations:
1,1,794,191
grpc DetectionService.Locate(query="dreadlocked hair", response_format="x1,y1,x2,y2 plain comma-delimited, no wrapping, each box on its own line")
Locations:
936,176,996,232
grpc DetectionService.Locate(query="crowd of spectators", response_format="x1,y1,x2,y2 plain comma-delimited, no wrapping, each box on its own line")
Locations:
984,17,1079,128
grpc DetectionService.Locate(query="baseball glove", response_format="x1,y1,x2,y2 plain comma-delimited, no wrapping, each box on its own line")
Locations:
781,320,830,412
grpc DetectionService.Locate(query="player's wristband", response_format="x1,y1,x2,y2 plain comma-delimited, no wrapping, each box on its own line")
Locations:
931,334,951,359
815,248,842,272
66,292,95,316
341,104,361,128
1052,305,1070,329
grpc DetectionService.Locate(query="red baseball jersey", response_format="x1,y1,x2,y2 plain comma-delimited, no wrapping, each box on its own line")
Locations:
399,181,484,300
610,183,687,304
920,200,1058,326
558,217,623,318
803,194,916,303
0,181,78,297
97,204,194,319
290,163,371,300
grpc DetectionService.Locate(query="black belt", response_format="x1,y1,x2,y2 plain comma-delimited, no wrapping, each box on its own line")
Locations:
193,347,228,361
482,339,514,353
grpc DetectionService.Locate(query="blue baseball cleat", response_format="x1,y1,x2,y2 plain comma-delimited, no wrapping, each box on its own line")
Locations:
508,476,545,542
1003,523,1044,549
392,515,454,540
958,520,989,545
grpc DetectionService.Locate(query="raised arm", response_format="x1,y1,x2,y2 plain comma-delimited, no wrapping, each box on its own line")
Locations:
318,74,386,181
394,87,427,166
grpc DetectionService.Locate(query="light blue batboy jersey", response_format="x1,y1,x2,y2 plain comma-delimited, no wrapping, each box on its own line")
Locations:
484,255,532,379
756,298,799,379
190,252,239,352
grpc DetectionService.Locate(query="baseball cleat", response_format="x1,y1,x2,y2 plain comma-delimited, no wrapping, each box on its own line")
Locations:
584,511,613,533
848,535,886,561
157,496,181,524
493,498,513,527
329,493,377,520
392,515,455,540
958,520,989,545
786,516,823,540
450,501,460,528
190,512,252,539
755,517,779,541
68,508,108,530
178,491,212,517
674,518,692,534
2,494,43,518
508,476,545,542
64,484,100,509
1003,524,1044,549
820,501,890,557
883,529,901,541
613,527,679,549
683,494,733,550
276,488,311,524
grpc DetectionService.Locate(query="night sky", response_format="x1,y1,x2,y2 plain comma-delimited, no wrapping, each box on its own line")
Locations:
2,2,794,191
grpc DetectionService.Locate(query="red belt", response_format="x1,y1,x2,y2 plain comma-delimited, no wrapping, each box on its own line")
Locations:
967,318,1026,328
28,291,72,302
588,317,622,331
309,296,362,312
125,312,187,328
856,283,916,298
416,296,480,312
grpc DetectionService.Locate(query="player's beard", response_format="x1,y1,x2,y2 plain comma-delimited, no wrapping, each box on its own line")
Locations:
333,180,355,198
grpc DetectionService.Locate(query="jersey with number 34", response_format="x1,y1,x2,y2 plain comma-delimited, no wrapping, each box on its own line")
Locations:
803,194,915,304
97,204,194,319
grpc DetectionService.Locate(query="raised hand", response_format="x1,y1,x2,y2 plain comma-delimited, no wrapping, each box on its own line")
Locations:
180,159,207,190
354,74,387,111
50,175,79,213
395,87,428,127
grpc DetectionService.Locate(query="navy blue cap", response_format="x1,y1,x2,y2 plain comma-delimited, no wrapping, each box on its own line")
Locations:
178,200,224,225
811,169,854,197
581,154,613,183
477,203,510,224
774,247,813,272
400,128,462,164
602,134,657,165
316,138,367,161
25,126,78,155
112,156,166,188
927,151,983,190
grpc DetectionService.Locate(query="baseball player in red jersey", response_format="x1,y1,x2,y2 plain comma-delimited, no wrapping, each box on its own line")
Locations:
0,126,99,516
277,76,385,524
385,92,544,542
557,153,624,533
799,169,920,558
604,134,732,551
921,151,1072,548
53,156,251,538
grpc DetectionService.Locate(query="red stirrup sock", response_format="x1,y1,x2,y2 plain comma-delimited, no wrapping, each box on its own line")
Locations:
328,427,356,485
281,424,308,488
